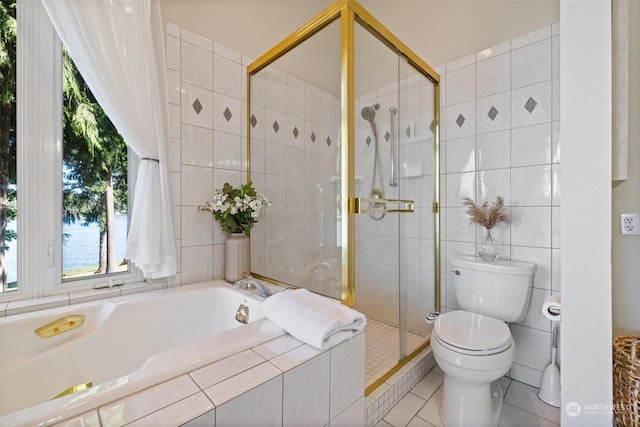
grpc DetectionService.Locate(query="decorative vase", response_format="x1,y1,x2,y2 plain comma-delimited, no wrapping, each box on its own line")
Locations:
478,228,500,262
225,232,250,283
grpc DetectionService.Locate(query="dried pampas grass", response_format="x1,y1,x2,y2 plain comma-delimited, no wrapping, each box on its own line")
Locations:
461,196,510,230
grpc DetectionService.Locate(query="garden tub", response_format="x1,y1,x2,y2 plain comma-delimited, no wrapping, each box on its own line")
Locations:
0,280,285,426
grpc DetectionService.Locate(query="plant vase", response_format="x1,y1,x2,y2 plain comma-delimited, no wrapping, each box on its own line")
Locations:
478,228,500,262
225,232,250,283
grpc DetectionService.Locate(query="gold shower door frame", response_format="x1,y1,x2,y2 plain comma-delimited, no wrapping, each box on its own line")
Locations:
246,0,441,393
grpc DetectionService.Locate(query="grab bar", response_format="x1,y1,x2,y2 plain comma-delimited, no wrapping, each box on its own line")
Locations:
35,315,85,338
389,107,398,186
349,197,414,214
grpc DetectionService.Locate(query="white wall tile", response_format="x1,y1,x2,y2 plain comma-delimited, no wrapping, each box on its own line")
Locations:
446,64,476,106
552,121,561,164
476,91,511,134
55,411,101,427
181,41,213,90
446,54,475,73
181,206,213,246
510,165,552,207
166,35,180,72
511,38,552,89
213,93,242,134
168,137,181,173
99,375,200,426
283,352,331,426
169,104,181,139
189,350,265,389
214,54,242,99
445,171,476,207
511,81,553,129
127,393,214,427
182,124,213,168
476,130,510,170
181,83,213,129
477,41,511,62
446,101,475,140
511,123,552,167
180,245,214,284
180,28,213,52
214,376,283,427
331,397,364,426
477,168,511,206
180,165,212,206
330,333,365,419
445,137,475,173
213,130,242,171
477,52,510,97
167,69,181,105
510,25,552,50
510,207,552,248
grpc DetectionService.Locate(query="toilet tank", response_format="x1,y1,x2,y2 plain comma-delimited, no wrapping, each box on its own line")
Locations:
450,255,536,323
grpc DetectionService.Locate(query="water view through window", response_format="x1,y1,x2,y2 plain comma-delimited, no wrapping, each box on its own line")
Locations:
62,48,128,279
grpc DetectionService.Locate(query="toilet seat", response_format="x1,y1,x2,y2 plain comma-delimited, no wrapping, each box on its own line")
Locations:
434,310,512,356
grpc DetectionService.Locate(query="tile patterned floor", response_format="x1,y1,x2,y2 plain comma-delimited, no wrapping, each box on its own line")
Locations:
365,318,427,389
375,366,561,427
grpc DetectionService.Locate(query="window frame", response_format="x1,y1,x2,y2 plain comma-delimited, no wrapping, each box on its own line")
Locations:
2,0,142,303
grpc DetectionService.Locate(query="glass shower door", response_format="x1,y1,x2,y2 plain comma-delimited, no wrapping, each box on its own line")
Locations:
353,23,437,390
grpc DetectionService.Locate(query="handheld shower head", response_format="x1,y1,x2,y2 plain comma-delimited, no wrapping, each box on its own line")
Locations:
360,105,378,140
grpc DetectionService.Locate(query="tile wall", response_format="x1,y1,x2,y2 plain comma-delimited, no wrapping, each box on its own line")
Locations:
167,23,343,298
439,24,561,388
166,23,246,286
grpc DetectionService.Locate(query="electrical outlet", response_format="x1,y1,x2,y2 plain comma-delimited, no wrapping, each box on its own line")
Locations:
620,213,640,235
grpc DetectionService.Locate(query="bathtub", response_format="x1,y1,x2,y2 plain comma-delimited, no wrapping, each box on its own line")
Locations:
0,281,286,426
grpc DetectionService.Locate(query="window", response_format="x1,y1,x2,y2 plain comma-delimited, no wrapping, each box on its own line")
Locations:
62,49,129,281
0,0,138,299
0,0,17,293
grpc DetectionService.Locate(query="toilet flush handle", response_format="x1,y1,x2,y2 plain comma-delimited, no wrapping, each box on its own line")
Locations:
451,270,461,275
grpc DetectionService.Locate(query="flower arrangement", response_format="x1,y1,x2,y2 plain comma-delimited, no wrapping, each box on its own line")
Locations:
461,196,510,230
199,182,270,236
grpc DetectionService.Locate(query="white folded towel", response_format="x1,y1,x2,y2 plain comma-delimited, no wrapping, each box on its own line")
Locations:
262,289,367,350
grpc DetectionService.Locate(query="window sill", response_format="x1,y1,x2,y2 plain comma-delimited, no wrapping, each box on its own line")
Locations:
0,281,168,318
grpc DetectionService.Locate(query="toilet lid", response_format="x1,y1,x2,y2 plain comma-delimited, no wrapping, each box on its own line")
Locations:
434,310,511,352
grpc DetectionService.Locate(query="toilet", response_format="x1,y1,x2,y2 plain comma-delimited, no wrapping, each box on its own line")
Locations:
431,255,535,427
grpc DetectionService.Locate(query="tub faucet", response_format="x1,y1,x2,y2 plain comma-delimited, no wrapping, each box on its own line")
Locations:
232,274,273,298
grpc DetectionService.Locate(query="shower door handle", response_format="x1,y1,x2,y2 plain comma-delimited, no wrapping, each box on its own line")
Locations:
349,197,415,214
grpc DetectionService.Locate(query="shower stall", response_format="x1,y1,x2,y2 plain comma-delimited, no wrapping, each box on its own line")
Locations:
246,0,440,393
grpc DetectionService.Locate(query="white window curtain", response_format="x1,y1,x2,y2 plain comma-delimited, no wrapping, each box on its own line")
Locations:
40,0,176,278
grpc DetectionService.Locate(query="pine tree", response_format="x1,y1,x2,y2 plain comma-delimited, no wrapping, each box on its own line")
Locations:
62,49,128,275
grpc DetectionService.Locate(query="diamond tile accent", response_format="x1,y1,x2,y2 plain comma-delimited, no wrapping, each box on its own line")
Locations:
293,127,299,138
487,106,499,121
366,136,372,146
311,132,316,143
456,113,466,127
384,131,391,142
272,121,280,133
192,98,203,115
223,107,232,122
429,120,435,133
250,114,257,128
326,137,332,147
524,97,538,113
